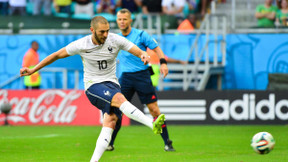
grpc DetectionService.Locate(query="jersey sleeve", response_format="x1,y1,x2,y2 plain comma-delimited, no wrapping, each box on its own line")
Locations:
141,31,158,50
115,34,134,51
66,39,82,56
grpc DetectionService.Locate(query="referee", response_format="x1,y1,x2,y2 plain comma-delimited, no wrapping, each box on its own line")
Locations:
107,8,175,152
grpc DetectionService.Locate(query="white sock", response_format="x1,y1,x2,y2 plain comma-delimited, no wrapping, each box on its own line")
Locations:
90,127,113,162
119,101,153,129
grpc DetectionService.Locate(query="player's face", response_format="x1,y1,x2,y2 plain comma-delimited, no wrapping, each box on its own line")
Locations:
93,23,110,45
116,12,132,31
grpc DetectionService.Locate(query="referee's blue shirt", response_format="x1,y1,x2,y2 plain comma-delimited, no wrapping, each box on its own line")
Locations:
117,28,158,73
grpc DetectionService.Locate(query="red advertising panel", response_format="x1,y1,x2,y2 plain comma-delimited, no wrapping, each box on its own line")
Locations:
0,90,130,126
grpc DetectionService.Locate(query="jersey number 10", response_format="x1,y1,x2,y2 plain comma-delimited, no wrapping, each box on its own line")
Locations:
97,60,107,70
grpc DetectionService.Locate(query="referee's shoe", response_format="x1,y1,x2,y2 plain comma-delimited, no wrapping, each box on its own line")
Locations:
164,140,175,152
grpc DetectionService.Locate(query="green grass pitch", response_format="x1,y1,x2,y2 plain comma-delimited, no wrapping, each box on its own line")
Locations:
1,125,287,162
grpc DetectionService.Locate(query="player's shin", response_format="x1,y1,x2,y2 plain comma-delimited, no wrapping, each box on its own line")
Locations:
119,101,153,129
90,127,113,162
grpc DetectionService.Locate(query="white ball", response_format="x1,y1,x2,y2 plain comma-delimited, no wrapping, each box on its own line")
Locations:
251,132,275,154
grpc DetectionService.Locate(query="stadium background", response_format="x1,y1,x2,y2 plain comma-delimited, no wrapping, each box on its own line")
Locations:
0,0,288,125
1,33,288,90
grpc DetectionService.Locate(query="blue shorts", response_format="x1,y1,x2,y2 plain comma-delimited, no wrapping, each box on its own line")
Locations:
85,81,122,120
119,69,157,104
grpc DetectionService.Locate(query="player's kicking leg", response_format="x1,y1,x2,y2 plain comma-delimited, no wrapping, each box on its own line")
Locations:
112,93,165,134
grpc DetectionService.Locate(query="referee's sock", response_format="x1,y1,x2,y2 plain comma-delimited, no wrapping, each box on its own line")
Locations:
90,127,113,162
160,121,170,145
119,101,153,129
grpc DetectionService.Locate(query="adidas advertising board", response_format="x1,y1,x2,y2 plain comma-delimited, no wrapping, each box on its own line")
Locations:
131,91,288,125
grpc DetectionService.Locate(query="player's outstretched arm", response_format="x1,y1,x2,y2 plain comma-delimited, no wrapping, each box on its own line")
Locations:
128,45,150,65
20,47,70,77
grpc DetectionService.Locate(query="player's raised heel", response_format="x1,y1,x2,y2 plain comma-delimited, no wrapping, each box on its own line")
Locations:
152,114,165,134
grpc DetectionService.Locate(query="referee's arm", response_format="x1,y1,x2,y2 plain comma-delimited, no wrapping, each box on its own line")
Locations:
152,46,168,78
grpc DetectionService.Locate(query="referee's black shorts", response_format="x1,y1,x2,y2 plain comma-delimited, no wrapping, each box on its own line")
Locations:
119,69,158,104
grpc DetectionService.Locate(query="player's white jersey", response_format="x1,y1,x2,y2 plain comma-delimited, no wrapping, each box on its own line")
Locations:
66,33,134,90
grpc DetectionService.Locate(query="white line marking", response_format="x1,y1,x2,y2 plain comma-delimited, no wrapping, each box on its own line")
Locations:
144,107,206,113
158,100,206,106
165,114,206,120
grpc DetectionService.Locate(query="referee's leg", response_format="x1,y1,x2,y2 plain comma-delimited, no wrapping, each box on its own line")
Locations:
147,101,175,151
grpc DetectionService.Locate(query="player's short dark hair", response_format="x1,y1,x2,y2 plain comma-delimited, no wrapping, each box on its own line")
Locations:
117,8,131,17
91,16,108,29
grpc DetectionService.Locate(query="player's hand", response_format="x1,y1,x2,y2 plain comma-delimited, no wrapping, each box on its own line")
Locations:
141,53,150,65
20,67,33,77
160,64,168,78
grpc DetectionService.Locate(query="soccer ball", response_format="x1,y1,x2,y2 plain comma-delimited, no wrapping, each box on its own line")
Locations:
251,132,275,154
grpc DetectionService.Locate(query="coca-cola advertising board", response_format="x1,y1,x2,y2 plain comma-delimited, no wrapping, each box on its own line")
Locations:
0,90,130,126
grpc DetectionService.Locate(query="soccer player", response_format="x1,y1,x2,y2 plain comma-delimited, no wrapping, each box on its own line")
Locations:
106,8,175,152
20,16,165,162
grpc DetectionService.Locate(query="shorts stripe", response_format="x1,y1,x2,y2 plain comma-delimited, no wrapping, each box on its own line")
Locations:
86,89,111,104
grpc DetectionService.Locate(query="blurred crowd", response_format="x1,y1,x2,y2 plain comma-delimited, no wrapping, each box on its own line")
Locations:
0,0,227,30
255,0,288,27
5,1,287,30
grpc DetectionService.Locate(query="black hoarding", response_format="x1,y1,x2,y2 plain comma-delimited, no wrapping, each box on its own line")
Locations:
131,91,288,125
